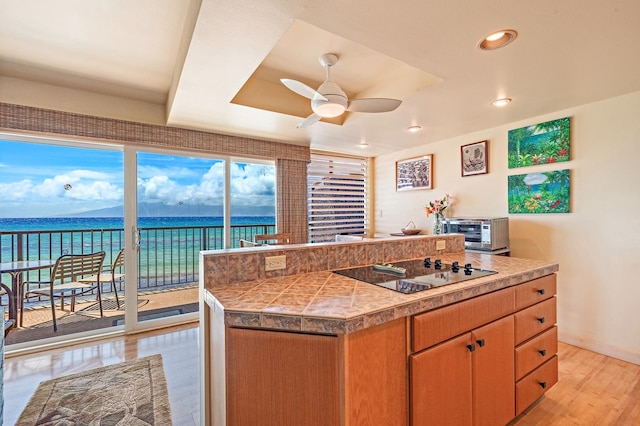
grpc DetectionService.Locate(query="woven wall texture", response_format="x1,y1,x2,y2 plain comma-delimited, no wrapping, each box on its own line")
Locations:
0,103,310,162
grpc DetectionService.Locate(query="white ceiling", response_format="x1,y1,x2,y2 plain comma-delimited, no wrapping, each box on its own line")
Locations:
1,0,640,157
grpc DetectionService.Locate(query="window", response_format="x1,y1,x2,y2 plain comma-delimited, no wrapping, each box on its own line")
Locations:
307,152,369,243
0,134,277,344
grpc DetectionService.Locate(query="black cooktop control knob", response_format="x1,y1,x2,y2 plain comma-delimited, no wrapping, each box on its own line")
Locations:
464,263,473,275
451,261,460,272
424,257,431,267
435,259,442,269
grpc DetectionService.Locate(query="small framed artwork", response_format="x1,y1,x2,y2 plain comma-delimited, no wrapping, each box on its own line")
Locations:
396,154,433,191
461,140,488,176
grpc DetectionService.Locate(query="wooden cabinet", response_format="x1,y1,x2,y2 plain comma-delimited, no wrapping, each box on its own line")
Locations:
225,327,340,426
223,317,408,426
515,326,558,380
203,273,558,426
410,333,473,425
514,274,556,310
516,356,558,414
513,275,558,415
514,297,557,344
410,315,514,426
472,317,516,426
409,274,558,425
412,288,515,352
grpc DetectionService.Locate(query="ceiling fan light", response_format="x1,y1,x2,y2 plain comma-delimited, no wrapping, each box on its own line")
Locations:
314,102,347,118
312,92,348,117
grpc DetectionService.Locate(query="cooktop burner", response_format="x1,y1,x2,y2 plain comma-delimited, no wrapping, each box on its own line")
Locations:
334,258,497,294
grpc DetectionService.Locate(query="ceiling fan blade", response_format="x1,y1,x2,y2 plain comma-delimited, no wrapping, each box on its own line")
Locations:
296,113,321,128
347,98,402,113
281,78,328,101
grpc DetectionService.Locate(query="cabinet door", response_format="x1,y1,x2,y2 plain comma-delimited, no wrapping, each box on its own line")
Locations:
472,316,515,426
410,333,473,426
225,327,340,426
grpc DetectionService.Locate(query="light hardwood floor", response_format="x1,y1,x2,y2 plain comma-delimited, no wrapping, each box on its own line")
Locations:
4,325,639,425
511,343,640,425
4,323,201,426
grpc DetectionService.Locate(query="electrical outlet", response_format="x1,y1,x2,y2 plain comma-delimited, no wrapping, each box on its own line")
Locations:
436,240,446,250
265,255,286,271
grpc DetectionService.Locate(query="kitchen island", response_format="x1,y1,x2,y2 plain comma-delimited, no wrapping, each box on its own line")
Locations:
199,235,559,426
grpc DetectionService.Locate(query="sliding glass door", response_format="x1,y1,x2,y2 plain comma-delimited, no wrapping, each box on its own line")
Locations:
0,136,125,345
2,135,276,347
134,151,225,325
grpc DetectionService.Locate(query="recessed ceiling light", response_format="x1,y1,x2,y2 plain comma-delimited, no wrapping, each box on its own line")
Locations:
358,141,369,148
478,29,518,50
492,97,512,107
407,125,422,133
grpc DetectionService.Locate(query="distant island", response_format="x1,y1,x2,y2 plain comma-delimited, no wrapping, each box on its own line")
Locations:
62,203,275,218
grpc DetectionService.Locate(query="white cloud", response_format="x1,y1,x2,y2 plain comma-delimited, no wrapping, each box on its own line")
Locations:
0,179,34,200
0,162,275,216
32,170,121,200
136,162,275,207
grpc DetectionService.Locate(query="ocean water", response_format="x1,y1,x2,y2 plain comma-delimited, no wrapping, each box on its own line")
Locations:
0,216,275,286
0,216,276,232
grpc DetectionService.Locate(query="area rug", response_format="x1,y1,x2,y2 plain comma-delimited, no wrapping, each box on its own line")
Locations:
16,354,172,425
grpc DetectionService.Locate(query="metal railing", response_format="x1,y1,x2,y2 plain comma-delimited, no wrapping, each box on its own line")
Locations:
0,223,276,289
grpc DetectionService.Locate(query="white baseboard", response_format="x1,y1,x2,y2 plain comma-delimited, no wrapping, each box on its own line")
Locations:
558,331,640,366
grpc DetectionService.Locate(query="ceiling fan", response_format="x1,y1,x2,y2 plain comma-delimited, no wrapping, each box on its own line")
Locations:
280,53,402,128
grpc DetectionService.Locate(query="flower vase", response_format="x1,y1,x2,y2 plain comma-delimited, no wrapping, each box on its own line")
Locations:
433,214,443,235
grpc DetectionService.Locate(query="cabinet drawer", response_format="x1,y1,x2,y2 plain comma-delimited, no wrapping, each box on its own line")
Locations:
515,275,556,310
516,356,558,415
514,297,556,345
412,288,514,352
515,326,558,380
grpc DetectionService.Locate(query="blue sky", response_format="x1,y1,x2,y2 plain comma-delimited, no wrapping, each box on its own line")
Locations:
0,139,275,217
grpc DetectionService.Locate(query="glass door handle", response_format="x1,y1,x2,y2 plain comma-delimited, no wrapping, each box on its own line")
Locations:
133,226,141,252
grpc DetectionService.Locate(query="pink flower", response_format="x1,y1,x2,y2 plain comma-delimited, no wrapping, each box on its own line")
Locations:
425,194,452,216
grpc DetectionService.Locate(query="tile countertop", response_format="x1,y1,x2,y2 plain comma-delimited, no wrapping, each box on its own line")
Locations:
203,252,559,335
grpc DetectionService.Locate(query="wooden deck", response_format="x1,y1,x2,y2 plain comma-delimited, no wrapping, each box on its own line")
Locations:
4,284,198,345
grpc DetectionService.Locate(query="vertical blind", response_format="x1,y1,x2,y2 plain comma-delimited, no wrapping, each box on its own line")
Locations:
307,152,369,243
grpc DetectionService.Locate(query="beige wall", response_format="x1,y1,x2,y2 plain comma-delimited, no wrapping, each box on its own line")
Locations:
0,76,167,125
374,90,640,365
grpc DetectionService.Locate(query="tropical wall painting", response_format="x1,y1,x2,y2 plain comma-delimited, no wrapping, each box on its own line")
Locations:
508,169,570,213
508,117,570,168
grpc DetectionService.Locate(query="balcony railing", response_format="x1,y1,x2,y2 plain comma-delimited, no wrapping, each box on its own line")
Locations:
0,223,275,289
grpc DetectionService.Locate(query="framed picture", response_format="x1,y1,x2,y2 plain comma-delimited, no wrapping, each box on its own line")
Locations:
396,154,433,191
508,116,570,168
507,169,571,213
461,140,488,176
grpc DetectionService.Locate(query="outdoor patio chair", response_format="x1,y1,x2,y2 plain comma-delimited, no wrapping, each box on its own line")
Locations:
253,233,291,245
78,248,124,309
23,251,106,332
239,239,264,247
2,284,15,337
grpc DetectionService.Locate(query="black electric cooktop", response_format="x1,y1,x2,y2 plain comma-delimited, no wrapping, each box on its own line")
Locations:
334,258,497,294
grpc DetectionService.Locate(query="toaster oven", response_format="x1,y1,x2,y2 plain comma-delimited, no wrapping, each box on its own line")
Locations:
441,217,509,251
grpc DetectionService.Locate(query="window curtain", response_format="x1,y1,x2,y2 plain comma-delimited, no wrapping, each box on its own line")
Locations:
276,158,309,243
